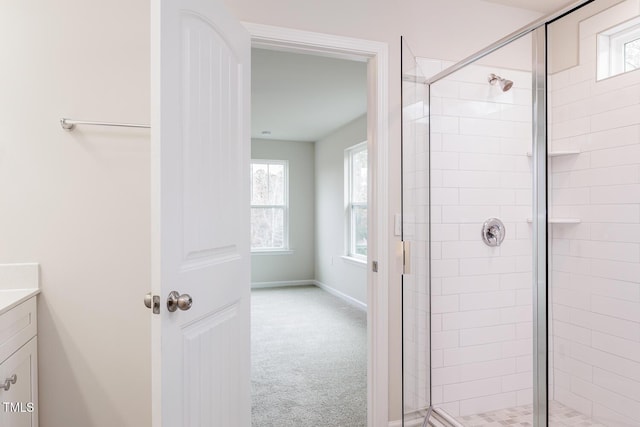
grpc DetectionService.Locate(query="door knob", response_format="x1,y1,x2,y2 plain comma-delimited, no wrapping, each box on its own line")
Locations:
167,291,193,312
144,293,152,308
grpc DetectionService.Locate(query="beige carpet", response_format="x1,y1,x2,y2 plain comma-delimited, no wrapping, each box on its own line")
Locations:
251,285,367,427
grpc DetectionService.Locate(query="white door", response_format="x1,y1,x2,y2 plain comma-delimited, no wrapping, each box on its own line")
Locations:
150,0,251,425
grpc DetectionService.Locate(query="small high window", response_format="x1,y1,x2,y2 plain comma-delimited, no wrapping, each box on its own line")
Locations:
345,142,368,260
597,16,640,80
624,38,640,71
250,160,288,251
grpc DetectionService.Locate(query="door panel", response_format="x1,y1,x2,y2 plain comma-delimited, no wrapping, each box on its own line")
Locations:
180,12,240,264
183,305,242,426
152,0,250,425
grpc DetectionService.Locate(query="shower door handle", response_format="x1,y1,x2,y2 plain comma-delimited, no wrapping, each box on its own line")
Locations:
402,241,411,274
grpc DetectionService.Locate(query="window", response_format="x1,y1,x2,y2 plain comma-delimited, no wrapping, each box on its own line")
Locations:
250,160,288,251
624,38,640,71
597,16,640,80
346,142,367,260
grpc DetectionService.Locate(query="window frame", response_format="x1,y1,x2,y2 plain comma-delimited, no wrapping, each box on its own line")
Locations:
250,159,289,253
597,16,640,80
345,141,368,262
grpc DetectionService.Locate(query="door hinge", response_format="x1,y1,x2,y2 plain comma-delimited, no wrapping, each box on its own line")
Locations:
372,261,378,272
402,241,411,275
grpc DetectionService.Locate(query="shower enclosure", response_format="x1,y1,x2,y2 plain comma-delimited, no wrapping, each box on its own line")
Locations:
402,1,640,426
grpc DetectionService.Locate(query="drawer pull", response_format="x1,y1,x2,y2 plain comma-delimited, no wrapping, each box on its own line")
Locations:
2,374,17,391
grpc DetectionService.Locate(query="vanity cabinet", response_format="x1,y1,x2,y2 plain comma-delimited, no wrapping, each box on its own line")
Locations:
0,297,38,427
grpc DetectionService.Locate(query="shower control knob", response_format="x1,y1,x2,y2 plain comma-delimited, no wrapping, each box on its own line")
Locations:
482,218,506,247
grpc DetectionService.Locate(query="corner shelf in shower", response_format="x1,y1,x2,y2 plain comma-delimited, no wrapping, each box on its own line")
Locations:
526,218,581,224
526,150,581,157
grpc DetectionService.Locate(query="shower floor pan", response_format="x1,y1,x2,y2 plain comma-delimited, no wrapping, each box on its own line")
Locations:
453,401,606,426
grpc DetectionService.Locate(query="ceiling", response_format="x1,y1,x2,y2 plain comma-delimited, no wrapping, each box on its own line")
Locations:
482,0,576,13
251,48,367,142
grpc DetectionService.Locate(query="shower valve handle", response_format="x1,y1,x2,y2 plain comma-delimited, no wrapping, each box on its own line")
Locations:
486,225,500,241
482,218,506,247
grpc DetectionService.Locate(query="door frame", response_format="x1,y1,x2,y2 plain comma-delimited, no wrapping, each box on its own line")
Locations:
245,22,389,427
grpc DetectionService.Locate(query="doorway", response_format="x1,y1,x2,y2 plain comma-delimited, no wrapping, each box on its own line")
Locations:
249,46,368,425
246,23,390,427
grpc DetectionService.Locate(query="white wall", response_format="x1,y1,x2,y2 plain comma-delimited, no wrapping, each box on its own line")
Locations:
223,0,543,418
0,1,150,426
251,139,315,284
315,115,368,305
548,1,640,424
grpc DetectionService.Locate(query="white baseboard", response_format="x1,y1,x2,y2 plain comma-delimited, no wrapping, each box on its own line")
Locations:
313,280,367,311
251,279,367,311
251,279,315,289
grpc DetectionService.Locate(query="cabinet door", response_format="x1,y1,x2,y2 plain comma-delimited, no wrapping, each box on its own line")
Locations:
0,337,37,427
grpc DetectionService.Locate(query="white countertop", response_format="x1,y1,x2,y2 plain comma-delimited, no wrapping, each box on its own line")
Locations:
0,288,40,316
0,263,40,315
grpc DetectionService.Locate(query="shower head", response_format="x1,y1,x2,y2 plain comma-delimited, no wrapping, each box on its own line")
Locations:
488,73,514,92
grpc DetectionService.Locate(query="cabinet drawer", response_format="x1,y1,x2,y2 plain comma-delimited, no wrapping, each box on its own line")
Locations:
0,337,38,427
0,298,37,364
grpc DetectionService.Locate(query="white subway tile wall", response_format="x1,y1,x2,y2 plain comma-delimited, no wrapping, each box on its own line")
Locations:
548,1,640,425
425,53,534,417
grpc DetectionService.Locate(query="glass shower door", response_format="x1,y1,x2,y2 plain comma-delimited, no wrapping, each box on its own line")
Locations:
424,33,537,426
401,36,431,426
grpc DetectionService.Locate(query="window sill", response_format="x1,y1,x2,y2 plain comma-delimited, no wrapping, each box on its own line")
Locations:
251,250,294,256
341,255,367,268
